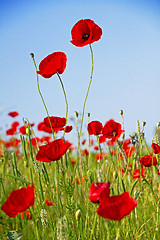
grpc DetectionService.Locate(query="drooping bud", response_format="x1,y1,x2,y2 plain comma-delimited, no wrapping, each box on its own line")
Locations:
156,122,160,127
74,111,79,118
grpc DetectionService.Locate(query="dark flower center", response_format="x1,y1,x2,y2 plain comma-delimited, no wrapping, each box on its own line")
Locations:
112,131,117,137
82,33,89,40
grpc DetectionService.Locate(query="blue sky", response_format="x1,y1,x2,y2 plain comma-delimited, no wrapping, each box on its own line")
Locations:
1,0,160,144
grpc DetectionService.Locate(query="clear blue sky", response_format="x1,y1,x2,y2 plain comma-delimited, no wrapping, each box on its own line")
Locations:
0,0,160,144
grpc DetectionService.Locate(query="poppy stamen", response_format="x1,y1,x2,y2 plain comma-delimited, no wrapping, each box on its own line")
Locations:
82,33,89,40
112,131,117,137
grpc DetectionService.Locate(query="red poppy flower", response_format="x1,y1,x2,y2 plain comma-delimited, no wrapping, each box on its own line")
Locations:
97,192,137,221
8,111,19,117
65,125,73,133
70,19,102,47
30,138,40,147
102,119,124,142
81,149,89,156
38,121,52,133
139,155,157,167
99,135,106,144
71,159,76,166
37,52,67,78
6,128,16,136
45,199,53,206
19,126,27,135
94,153,104,161
36,139,71,162
122,139,135,158
151,143,160,154
133,168,146,179
81,139,86,145
11,121,20,129
94,146,99,151
5,138,21,148
89,182,110,203
44,116,66,132
1,183,35,218
88,121,103,136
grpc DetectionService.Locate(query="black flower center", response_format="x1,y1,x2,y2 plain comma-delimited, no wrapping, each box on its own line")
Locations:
82,33,89,40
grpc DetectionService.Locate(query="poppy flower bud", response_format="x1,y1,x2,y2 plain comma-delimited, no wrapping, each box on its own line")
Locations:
113,171,118,179
157,122,160,127
26,127,29,135
87,113,90,117
74,111,79,118
119,110,123,115
142,121,146,127
75,209,82,221
30,53,34,59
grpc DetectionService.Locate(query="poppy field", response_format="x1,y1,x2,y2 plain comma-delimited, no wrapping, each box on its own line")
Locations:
0,19,160,240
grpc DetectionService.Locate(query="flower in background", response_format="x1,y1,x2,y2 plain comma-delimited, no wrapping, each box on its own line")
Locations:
36,139,71,162
122,139,135,158
133,168,146,179
81,149,89,156
6,128,16,136
1,183,35,218
151,143,160,154
37,52,67,78
81,139,86,145
70,19,102,47
102,119,124,143
45,200,53,206
11,121,20,129
99,135,106,144
8,111,19,117
88,121,103,136
89,182,110,203
139,155,157,167
97,192,137,221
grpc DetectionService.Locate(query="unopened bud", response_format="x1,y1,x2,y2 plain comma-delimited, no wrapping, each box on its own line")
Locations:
113,171,118,179
119,110,123,115
87,113,90,117
30,53,34,59
74,111,79,118
75,209,82,221
157,122,160,127
142,121,146,127
26,127,29,135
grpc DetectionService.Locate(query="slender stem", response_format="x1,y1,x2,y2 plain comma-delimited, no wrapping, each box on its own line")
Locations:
79,44,94,141
23,117,39,149
57,72,68,140
31,54,55,138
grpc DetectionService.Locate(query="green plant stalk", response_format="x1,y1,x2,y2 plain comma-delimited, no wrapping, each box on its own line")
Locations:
23,117,39,149
79,44,94,143
90,213,97,240
31,55,55,138
57,72,68,140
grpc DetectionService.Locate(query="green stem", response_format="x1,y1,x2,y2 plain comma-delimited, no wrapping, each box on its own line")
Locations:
79,44,94,141
31,54,55,138
57,72,68,140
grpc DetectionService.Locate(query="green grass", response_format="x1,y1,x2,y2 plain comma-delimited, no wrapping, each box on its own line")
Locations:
0,126,160,240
